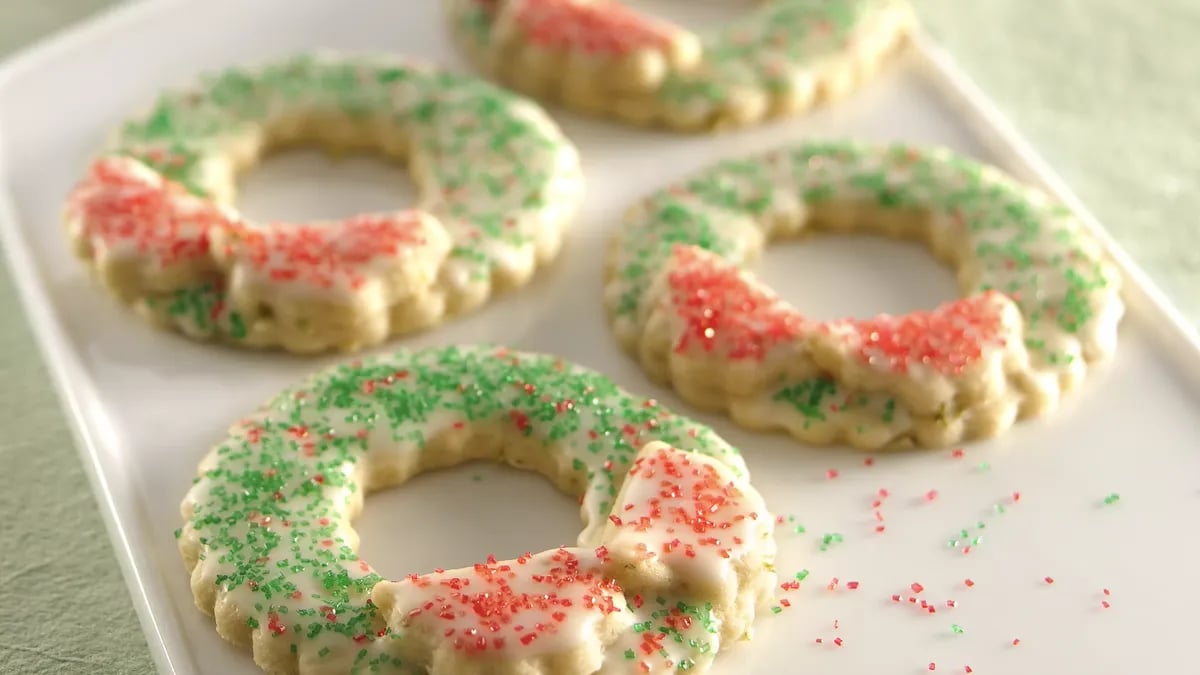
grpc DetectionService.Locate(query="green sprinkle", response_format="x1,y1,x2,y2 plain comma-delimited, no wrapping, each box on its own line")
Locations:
793,524,807,534
1103,492,1121,505
624,649,635,660
795,569,810,582
819,533,844,551
771,606,783,615
951,624,965,635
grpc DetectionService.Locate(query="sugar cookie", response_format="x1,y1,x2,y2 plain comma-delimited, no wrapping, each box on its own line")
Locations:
604,141,1124,448
65,53,583,353
446,0,915,131
179,345,776,674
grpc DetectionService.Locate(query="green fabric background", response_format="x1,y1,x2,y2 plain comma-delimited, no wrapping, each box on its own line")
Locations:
0,1,1195,673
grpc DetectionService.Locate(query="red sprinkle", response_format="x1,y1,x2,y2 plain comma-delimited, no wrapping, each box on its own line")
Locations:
825,469,840,480
666,246,804,360
511,0,682,57
863,457,875,466
1044,576,1055,585
964,579,976,588
924,489,939,502
830,291,1011,375
833,637,844,647
951,448,965,458
911,582,925,594
846,581,860,590
1012,638,1021,646
929,663,937,671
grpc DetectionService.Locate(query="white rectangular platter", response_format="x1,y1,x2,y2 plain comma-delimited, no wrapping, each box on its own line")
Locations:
3,1,1200,674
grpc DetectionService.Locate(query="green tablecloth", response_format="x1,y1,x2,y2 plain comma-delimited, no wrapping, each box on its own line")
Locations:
0,1,1195,673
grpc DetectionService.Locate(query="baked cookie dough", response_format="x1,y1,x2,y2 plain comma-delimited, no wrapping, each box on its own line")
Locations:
604,141,1124,448
179,345,776,674
65,53,583,353
446,0,915,131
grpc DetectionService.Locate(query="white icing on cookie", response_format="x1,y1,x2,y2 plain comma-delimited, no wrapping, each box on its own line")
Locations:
178,346,776,674
65,52,583,353
605,142,1123,448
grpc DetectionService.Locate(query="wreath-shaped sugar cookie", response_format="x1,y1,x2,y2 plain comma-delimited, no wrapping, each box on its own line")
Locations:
446,0,916,131
178,345,776,674
65,53,583,353
604,141,1124,448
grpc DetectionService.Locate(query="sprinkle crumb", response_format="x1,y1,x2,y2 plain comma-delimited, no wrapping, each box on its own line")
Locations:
951,448,965,458
929,663,937,671
1012,638,1021,646
924,489,939,502
863,457,875,466
964,667,973,674
963,578,975,588
825,469,839,480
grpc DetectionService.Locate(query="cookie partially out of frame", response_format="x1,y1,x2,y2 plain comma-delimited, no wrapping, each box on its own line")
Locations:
65,52,583,353
446,0,915,131
179,345,776,674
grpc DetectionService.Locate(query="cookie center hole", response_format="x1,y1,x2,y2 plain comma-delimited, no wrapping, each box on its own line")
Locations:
356,462,581,579
235,148,417,223
622,0,753,30
756,235,961,322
